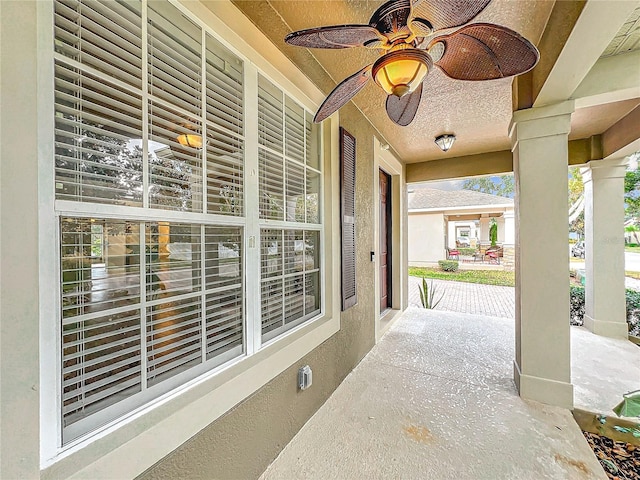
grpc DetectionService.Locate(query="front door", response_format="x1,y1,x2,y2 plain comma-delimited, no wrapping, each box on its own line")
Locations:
379,170,392,313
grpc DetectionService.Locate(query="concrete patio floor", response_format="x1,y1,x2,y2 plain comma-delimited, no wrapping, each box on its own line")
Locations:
259,307,640,480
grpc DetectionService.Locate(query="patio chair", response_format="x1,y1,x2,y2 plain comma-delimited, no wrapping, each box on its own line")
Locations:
447,248,460,260
486,251,500,264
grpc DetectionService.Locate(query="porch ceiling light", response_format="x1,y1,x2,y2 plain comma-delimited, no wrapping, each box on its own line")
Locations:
176,134,203,149
435,134,455,152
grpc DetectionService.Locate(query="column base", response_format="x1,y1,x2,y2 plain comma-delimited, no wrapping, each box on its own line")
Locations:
514,361,573,409
583,314,628,339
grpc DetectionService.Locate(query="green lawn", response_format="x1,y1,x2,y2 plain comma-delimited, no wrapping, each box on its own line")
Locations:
408,267,515,287
625,246,640,254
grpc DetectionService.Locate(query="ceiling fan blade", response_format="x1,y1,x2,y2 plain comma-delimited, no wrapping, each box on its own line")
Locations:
285,25,383,49
412,0,491,31
369,0,412,36
430,23,539,81
314,65,372,123
386,82,423,126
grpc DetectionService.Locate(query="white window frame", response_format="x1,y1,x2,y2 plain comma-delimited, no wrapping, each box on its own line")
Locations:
38,0,341,476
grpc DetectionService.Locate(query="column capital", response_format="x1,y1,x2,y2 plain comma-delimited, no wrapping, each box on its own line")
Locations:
580,156,629,184
503,210,515,220
509,100,575,145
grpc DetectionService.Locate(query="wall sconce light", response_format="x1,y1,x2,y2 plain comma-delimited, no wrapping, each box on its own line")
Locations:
176,134,203,149
435,134,456,152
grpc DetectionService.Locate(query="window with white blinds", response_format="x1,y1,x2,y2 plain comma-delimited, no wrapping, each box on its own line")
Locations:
60,217,243,441
257,75,322,341
260,229,320,341
53,0,322,444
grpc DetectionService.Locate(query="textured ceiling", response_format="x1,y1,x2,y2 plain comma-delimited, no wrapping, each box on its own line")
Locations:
229,1,640,163
246,0,555,163
602,4,640,57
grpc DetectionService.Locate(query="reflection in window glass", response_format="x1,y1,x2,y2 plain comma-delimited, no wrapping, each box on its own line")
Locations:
306,171,320,224
258,76,320,225
260,228,321,341
59,216,243,441
286,160,305,222
259,149,284,220
146,222,201,299
60,217,144,435
285,97,304,163
61,218,141,318
205,227,242,288
148,102,203,212
206,132,244,216
148,0,201,115
147,295,202,386
55,63,144,205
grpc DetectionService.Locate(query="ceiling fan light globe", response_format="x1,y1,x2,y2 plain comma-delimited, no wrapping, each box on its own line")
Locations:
372,49,432,97
176,133,203,149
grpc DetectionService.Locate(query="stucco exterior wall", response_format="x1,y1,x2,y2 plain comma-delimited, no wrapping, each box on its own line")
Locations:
408,212,445,265
137,3,394,479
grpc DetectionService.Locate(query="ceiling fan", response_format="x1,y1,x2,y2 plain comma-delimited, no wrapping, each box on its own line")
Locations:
284,0,539,126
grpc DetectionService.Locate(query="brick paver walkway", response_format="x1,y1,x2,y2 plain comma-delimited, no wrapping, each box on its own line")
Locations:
408,276,515,318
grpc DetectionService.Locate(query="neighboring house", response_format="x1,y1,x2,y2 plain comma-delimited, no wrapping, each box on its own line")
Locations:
408,188,514,265
1,1,638,479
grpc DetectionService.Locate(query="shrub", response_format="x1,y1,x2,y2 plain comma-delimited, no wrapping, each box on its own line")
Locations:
570,285,585,326
438,260,459,272
570,285,640,336
626,290,640,337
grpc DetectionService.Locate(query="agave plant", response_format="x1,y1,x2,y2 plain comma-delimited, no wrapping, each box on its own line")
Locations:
418,277,444,309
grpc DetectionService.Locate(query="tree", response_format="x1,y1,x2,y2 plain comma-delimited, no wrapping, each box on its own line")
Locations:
625,153,640,220
568,167,584,237
462,175,514,197
625,225,640,245
489,219,498,247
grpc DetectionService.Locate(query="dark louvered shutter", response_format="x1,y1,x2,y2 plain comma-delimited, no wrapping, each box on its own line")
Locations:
340,128,357,310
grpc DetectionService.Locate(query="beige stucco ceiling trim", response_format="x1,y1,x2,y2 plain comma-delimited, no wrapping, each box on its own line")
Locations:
410,205,513,215
407,136,614,181
406,150,513,183
602,105,640,159
569,136,603,166
533,0,640,108
572,50,640,109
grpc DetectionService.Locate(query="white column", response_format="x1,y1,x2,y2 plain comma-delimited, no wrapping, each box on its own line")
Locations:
497,217,506,243
447,220,456,249
479,214,490,244
503,211,515,246
581,158,629,338
509,101,574,409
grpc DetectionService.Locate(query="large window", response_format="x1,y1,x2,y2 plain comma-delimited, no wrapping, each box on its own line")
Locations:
53,0,322,444
258,75,322,342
